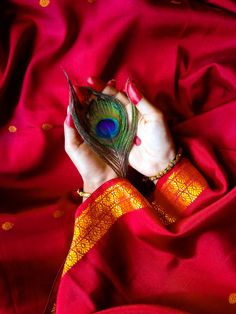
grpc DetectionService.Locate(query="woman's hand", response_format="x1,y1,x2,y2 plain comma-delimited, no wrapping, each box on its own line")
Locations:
126,80,176,177
64,110,118,194
87,77,176,178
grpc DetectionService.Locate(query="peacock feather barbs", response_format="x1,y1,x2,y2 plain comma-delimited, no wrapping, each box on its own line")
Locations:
67,77,138,177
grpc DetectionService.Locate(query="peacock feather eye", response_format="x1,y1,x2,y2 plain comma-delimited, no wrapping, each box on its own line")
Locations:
95,118,120,139
67,79,138,177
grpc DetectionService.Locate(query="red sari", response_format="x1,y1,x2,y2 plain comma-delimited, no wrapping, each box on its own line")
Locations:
53,158,236,314
0,0,236,313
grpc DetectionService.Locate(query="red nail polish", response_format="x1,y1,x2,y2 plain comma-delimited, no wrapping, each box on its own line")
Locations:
126,79,143,105
107,79,116,88
66,114,74,127
134,135,142,146
75,86,86,103
87,76,106,91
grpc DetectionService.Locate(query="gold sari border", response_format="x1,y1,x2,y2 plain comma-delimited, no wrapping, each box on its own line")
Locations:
151,202,177,226
159,159,208,212
63,179,150,275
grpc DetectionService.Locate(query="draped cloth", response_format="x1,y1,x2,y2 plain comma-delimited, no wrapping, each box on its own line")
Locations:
0,0,236,313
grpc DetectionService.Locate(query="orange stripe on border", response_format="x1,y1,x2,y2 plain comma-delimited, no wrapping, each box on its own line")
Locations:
63,180,149,275
159,159,208,212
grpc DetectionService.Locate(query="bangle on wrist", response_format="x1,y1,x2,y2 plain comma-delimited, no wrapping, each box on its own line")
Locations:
148,149,182,182
77,189,91,198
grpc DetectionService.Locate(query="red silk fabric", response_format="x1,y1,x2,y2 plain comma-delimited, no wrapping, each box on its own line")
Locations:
55,171,232,314
0,0,236,313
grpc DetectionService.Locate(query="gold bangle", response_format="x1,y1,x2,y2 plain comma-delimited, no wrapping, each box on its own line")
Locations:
77,189,91,198
148,149,182,181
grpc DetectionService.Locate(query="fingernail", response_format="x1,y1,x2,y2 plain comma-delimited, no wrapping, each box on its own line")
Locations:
107,79,116,88
87,76,106,91
126,79,143,105
134,135,142,146
66,113,74,127
75,85,86,103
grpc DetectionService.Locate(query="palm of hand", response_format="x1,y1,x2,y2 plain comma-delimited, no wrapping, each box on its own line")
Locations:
129,111,175,177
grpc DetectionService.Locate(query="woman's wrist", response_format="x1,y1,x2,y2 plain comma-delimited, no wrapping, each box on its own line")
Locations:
83,181,104,194
143,148,176,178
147,148,182,184
152,149,176,175
82,176,118,202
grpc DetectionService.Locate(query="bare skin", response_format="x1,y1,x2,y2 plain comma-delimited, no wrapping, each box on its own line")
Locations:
64,79,176,194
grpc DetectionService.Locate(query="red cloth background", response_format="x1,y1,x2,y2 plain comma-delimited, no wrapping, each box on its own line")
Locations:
0,0,236,313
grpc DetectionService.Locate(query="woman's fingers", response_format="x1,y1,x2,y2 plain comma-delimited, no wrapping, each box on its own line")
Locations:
87,76,130,107
87,77,161,119
125,79,162,120
87,76,106,91
87,76,117,96
125,79,143,105
107,79,116,88
86,76,162,123
87,76,117,98
102,84,117,96
64,112,83,155
87,76,116,90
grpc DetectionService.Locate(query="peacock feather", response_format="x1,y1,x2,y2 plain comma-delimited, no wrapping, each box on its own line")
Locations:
66,77,138,177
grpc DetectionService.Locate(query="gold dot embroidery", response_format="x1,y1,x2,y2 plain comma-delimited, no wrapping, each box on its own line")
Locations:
2,222,14,231
42,123,53,131
152,202,177,225
63,180,150,275
51,303,56,314
229,293,236,304
39,0,50,7
8,125,17,133
53,210,64,218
